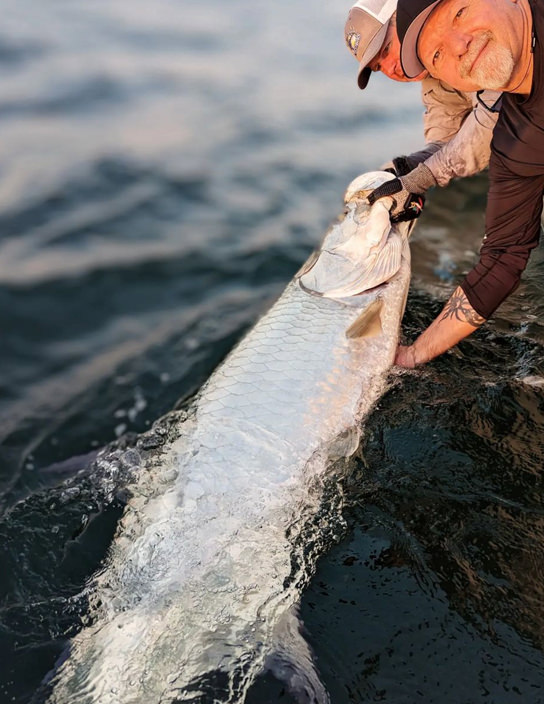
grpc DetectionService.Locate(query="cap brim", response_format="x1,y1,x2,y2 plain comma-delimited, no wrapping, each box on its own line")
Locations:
357,66,372,89
356,21,388,90
399,0,441,78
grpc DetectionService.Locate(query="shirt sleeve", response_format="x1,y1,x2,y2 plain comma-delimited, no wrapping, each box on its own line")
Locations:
422,88,500,187
403,141,445,170
460,149,544,319
421,78,473,143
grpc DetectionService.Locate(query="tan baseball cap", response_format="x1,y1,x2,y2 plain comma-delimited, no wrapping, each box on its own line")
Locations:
344,0,398,89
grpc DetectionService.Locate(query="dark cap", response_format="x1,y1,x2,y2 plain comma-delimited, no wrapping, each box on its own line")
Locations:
397,0,443,77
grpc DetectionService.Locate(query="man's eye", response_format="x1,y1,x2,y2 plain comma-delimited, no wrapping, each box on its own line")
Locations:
455,7,465,18
382,41,391,58
433,49,441,64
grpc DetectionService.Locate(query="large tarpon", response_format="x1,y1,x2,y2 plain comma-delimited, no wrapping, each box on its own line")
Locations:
45,172,413,704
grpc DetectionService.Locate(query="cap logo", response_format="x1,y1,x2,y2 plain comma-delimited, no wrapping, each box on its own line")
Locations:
346,30,361,57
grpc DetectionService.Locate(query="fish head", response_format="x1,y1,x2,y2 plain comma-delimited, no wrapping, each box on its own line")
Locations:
343,170,396,204
297,171,409,299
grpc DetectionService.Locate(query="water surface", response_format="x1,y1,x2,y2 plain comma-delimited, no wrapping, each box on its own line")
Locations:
1,1,544,702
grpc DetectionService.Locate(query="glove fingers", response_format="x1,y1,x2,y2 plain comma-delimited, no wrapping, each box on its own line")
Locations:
367,178,403,205
367,176,425,222
390,194,425,223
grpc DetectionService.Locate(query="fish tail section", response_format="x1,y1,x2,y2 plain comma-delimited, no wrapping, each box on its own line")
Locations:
263,606,330,704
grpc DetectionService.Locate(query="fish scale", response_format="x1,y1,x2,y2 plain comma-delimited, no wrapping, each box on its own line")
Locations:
196,279,404,449
46,172,412,704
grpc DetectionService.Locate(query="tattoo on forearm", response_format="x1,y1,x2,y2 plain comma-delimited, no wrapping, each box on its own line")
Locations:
440,287,486,328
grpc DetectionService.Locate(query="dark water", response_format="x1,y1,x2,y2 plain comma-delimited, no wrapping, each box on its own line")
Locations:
2,1,544,702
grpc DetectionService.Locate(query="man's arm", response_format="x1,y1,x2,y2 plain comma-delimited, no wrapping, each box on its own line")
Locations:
370,83,500,218
405,81,500,186
395,287,485,367
397,150,544,367
422,87,500,186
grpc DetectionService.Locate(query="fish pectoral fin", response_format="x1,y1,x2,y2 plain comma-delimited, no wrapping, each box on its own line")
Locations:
346,299,383,339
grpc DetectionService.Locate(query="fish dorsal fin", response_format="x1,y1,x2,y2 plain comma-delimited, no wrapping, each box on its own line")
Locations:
346,299,383,339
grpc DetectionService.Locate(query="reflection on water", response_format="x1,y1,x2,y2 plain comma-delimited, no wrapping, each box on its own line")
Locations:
1,0,544,702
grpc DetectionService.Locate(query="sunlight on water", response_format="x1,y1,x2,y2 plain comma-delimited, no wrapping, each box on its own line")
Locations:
1,0,544,702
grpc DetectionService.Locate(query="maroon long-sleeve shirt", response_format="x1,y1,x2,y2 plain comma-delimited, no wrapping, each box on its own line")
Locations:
461,0,544,319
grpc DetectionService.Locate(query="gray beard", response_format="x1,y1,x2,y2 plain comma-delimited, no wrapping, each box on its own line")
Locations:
460,33,515,90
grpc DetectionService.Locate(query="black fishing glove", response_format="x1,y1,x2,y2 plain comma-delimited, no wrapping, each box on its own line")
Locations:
381,155,417,177
368,162,437,223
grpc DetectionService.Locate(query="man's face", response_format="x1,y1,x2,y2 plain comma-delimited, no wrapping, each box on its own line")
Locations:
369,21,427,81
417,0,522,91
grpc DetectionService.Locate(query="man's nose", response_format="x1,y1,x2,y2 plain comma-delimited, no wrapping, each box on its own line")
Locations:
450,30,472,57
381,55,400,76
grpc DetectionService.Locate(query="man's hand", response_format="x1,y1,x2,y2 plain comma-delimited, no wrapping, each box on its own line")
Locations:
394,345,417,368
368,163,437,222
368,180,425,223
380,155,417,177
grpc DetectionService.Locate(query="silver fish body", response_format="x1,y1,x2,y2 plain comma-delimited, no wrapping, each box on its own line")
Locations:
47,172,412,704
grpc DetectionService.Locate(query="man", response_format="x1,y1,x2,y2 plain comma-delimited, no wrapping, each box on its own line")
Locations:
344,0,500,222
383,0,541,367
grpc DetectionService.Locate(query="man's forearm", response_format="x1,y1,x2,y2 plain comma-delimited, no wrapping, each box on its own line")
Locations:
423,100,498,186
396,286,486,367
